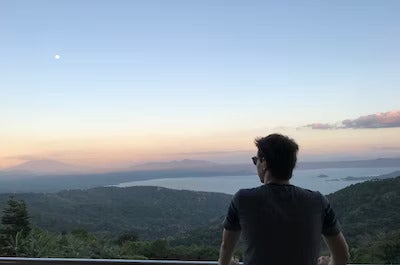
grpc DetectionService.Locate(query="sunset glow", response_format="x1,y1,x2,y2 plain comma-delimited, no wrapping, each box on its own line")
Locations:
1,1,400,170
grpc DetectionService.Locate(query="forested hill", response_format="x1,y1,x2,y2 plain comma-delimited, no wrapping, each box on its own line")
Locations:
0,176,399,250
327,176,400,246
172,176,400,251
0,186,231,239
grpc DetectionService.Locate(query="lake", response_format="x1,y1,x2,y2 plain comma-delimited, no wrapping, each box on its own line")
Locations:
114,167,400,195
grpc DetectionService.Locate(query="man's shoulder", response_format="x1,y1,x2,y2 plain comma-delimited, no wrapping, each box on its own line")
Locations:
236,186,264,196
292,185,322,194
231,187,265,206
288,186,327,212
291,185,324,199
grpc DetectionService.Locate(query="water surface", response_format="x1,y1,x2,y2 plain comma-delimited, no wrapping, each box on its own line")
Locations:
115,167,400,195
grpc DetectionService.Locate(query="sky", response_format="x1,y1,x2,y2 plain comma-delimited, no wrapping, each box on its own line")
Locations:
1,0,400,168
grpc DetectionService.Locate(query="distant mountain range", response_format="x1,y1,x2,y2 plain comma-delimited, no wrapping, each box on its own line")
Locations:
333,170,400,182
0,157,399,193
0,159,255,193
2,157,400,176
129,159,220,171
297,157,400,169
0,159,249,177
3,159,92,176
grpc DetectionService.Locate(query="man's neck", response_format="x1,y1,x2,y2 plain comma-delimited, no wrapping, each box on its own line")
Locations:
264,175,290,185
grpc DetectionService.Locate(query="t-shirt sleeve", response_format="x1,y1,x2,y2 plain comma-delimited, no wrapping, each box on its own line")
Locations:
223,191,241,231
321,194,341,236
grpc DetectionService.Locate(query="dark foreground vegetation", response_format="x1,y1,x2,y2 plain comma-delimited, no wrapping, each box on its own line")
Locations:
0,177,400,263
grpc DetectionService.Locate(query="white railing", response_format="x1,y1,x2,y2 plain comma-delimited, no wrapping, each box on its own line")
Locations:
0,258,383,265
0,258,219,265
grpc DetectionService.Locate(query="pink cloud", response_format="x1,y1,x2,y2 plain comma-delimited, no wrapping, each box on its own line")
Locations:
307,110,400,130
342,110,400,129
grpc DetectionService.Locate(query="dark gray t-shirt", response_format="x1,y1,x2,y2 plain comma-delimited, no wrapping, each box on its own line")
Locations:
223,183,341,265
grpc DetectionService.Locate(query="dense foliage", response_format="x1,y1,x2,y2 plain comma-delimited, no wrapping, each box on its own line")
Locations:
327,176,400,264
0,225,222,260
0,198,31,256
0,186,231,239
0,176,399,263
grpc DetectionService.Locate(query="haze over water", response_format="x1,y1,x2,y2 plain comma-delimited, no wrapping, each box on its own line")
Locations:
115,167,400,195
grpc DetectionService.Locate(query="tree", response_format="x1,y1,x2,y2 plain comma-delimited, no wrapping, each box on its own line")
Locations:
0,197,31,256
117,231,138,245
376,231,400,264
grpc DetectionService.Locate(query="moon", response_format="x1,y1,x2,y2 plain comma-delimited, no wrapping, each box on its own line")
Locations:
55,54,61,60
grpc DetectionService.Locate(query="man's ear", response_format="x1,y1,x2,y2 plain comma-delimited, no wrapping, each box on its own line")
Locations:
262,160,267,171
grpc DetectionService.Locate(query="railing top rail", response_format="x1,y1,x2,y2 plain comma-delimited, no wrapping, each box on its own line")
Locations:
0,257,220,265
0,258,387,265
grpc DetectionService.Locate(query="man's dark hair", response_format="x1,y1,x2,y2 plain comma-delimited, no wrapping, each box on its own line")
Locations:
255,133,299,180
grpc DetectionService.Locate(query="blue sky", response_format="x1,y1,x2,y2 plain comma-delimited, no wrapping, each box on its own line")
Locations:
1,0,400,167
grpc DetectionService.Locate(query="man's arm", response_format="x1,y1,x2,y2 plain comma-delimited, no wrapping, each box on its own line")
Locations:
321,232,350,265
218,229,241,265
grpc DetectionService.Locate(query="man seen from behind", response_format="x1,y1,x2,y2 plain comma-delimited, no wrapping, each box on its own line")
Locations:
218,133,349,265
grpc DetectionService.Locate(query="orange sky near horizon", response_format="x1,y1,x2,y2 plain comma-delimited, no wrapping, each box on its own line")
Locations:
2,126,400,169
2,1,400,170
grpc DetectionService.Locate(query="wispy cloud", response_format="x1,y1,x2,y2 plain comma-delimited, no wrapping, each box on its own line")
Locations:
4,155,43,161
305,123,337,130
305,110,400,130
174,150,252,156
369,145,400,151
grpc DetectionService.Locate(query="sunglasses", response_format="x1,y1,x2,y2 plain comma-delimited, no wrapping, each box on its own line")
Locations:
251,156,262,165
